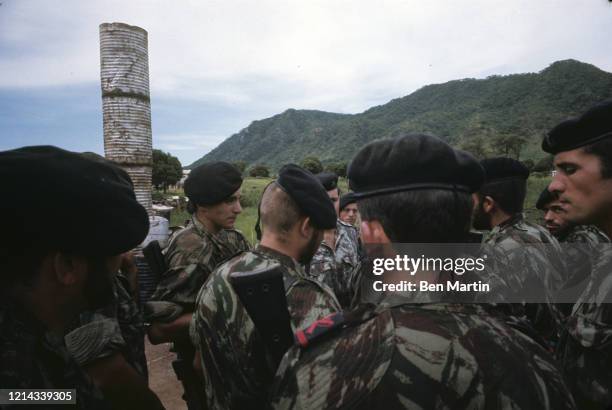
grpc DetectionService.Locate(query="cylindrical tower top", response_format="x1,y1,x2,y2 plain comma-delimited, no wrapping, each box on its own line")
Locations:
99,22,150,99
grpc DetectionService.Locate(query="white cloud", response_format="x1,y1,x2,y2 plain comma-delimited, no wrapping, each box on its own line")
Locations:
1,0,611,114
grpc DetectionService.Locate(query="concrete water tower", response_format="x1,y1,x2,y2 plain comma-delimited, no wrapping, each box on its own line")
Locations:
99,22,153,215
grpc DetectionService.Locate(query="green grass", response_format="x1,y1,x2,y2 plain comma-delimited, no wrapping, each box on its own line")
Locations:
159,175,552,245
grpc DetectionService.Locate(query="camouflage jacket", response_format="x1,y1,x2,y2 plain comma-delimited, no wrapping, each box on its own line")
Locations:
191,245,341,410
150,215,250,311
481,213,567,341
308,219,361,308
0,300,109,410
483,213,567,291
65,273,148,378
558,243,612,409
271,302,576,410
558,225,610,293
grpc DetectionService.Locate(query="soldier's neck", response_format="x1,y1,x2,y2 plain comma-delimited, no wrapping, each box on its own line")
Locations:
195,213,221,235
490,210,512,229
260,235,300,262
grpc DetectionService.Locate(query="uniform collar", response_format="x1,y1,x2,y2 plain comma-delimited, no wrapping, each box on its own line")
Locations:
488,213,524,237
254,245,301,272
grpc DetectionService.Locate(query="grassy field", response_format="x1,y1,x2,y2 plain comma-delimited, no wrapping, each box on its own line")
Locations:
159,174,552,246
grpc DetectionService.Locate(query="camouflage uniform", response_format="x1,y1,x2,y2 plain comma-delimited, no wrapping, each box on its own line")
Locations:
191,245,341,409
271,302,576,410
557,224,610,292
481,213,566,341
65,273,147,378
150,214,251,311
558,244,612,409
308,219,361,308
0,300,109,410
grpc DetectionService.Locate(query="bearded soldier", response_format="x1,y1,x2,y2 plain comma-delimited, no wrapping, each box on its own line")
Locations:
0,146,154,409
270,134,575,410
191,164,340,409
473,157,566,343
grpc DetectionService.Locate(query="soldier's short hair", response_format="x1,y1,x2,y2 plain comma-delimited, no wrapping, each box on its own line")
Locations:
358,189,473,243
480,178,526,215
260,182,304,236
583,138,612,179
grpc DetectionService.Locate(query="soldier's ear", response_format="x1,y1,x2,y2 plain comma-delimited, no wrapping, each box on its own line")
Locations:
299,216,314,238
482,196,495,214
361,220,391,244
53,252,88,286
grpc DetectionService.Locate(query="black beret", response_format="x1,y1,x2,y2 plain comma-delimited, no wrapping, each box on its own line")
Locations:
277,164,336,230
347,134,484,199
315,172,338,191
0,145,149,256
535,187,557,210
480,157,529,183
184,162,242,205
339,192,356,211
543,100,612,154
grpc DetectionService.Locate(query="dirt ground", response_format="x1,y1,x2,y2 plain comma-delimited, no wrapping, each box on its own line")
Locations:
146,340,187,410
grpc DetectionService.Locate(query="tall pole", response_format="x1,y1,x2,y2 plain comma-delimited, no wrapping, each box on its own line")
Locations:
99,22,153,215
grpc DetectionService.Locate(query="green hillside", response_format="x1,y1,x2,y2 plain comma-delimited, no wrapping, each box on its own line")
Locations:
188,60,612,170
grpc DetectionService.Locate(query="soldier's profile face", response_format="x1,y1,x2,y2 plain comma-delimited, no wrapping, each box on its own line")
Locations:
298,228,324,265
542,201,569,235
83,255,121,310
340,203,359,225
471,194,491,231
551,148,612,225
202,188,243,230
327,188,340,216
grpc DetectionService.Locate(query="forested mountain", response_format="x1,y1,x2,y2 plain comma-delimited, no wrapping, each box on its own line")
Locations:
188,60,612,171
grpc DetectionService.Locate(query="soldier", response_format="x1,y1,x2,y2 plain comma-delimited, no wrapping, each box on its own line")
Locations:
309,172,361,308
270,134,575,409
339,192,359,227
54,152,164,409
147,161,250,409
473,157,566,342
0,146,152,409
191,164,341,409
536,187,609,295
55,152,163,410
543,100,612,409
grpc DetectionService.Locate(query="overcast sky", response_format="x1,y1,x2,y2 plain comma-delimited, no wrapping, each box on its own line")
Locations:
1,0,611,166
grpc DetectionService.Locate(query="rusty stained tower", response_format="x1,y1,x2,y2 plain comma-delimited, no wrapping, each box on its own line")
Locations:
99,22,153,215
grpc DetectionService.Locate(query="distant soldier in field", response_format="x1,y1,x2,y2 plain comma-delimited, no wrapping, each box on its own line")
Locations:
0,146,153,410
536,187,609,295
147,161,250,409
191,164,340,409
543,100,612,409
473,157,566,342
308,172,361,308
270,134,575,410
339,192,359,227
